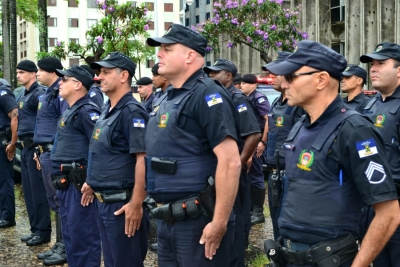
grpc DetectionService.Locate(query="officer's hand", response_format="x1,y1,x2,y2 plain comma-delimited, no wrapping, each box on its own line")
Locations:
199,221,227,260
246,158,252,172
256,142,265,158
114,202,143,238
5,143,16,161
33,152,41,170
81,183,94,206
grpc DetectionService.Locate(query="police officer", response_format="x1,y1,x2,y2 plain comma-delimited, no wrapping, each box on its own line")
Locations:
137,77,154,113
262,52,304,241
204,58,261,267
80,65,104,107
0,79,17,229
49,65,101,267
233,73,242,90
87,52,150,267
151,63,170,107
360,42,400,267
341,65,370,113
264,40,399,267
146,23,241,267
33,57,68,264
16,60,51,246
240,73,270,225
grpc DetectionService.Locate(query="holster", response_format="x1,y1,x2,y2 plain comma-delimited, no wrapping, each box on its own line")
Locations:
150,204,176,224
270,171,281,209
95,190,131,203
198,175,216,219
69,164,87,192
264,238,287,267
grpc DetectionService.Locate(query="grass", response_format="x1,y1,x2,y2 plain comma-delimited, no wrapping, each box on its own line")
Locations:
246,245,270,267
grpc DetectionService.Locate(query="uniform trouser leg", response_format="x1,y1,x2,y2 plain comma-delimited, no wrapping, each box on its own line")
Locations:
361,205,400,267
267,173,281,241
57,185,101,267
0,149,15,221
39,152,59,213
94,199,150,267
249,153,265,189
232,194,244,267
156,215,235,267
20,147,51,236
242,170,251,248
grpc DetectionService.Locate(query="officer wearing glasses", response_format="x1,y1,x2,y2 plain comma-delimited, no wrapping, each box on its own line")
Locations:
264,40,399,267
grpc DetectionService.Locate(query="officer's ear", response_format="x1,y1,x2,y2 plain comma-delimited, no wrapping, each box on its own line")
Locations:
355,76,363,86
315,71,330,91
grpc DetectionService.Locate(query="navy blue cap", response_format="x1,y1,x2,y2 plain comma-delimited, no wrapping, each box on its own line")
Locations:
151,63,160,75
55,65,94,90
233,73,242,84
360,42,400,63
91,52,136,77
242,74,258,84
342,65,367,84
147,24,207,57
203,58,237,77
266,40,347,81
262,51,292,71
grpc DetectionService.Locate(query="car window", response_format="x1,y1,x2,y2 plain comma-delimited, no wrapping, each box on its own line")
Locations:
257,85,280,104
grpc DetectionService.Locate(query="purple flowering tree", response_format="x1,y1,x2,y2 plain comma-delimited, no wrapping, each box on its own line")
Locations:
39,0,154,76
195,0,308,63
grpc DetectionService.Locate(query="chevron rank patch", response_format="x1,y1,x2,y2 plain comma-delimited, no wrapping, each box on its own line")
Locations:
356,138,378,158
205,93,223,107
365,161,386,184
90,113,99,121
133,118,145,128
237,103,247,113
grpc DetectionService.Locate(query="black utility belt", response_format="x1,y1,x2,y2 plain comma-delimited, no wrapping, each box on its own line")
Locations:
264,234,358,267
0,130,7,139
36,143,53,154
94,189,132,203
16,138,34,149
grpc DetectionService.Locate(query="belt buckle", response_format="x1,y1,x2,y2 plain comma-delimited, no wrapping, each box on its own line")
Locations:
38,145,44,153
94,192,103,202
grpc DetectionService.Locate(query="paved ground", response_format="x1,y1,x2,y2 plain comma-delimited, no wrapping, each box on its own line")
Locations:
0,184,272,267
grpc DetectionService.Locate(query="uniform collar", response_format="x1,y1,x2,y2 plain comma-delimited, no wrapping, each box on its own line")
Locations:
107,91,132,111
49,78,61,91
345,91,365,103
69,94,90,108
180,69,206,90
24,81,40,95
226,84,239,94
305,95,344,128
381,85,400,100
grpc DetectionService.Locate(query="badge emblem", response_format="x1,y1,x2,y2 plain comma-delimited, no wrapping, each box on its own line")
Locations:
375,45,383,52
214,60,219,65
276,116,284,127
19,101,24,109
60,117,65,126
158,112,169,128
90,113,99,121
133,118,145,128
104,54,111,60
237,104,247,113
344,66,350,71
297,150,314,171
153,106,160,113
374,114,385,127
38,102,43,110
0,90,6,96
164,27,172,36
205,93,223,107
293,46,298,53
90,91,96,97
93,128,102,139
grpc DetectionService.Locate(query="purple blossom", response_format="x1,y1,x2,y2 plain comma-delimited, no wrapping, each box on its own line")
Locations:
301,31,309,39
246,36,253,43
242,0,249,5
206,46,213,51
263,33,269,40
285,13,290,18
255,29,265,35
56,41,61,47
231,18,238,25
108,7,114,12
227,41,234,48
276,41,282,47
144,24,149,30
95,36,103,44
252,22,259,27
270,24,276,30
275,0,284,4
190,25,198,32
258,0,265,3
101,4,107,10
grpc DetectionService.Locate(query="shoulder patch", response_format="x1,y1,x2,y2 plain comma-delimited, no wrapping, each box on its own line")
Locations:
133,118,145,128
90,91,96,97
237,103,247,113
90,112,99,121
258,97,266,103
365,161,386,184
205,93,223,107
1,90,7,96
356,138,378,158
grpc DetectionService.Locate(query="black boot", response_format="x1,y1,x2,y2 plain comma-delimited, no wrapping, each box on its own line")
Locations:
38,213,64,260
43,241,67,266
250,186,258,215
251,186,266,225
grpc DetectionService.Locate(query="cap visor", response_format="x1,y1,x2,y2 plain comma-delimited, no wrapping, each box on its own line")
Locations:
262,61,280,71
203,66,223,73
342,71,355,77
55,69,72,77
267,61,303,76
90,61,117,70
147,37,178,47
360,53,390,63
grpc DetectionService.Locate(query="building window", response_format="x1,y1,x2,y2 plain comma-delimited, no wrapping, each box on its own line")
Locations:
206,61,211,66
47,0,56,6
185,4,189,11
195,0,199,8
68,18,79,27
185,18,190,26
87,19,98,28
206,12,210,20
331,0,345,23
206,0,210,4
146,59,155,68
145,2,154,11
69,38,79,44
332,42,345,56
48,38,58,47
195,15,199,24
69,58,80,67
164,3,173,12
164,22,173,30
87,0,97,8
148,21,155,30
48,17,57,27
68,0,78,7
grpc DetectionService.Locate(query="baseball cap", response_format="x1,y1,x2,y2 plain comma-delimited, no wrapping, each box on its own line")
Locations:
147,24,207,57
360,42,400,63
342,65,367,84
262,51,292,71
242,74,258,84
203,58,237,77
266,40,347,81
55,65,94,90
233,73,242,84
90,52,136,76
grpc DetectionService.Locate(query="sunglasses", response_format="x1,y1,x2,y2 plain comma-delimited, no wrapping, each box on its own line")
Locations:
61,76,79,83
284,70,322,83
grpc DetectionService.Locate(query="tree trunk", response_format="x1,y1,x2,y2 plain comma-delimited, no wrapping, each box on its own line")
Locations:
10,0,18,88
2,0,12,82
37,0,48,52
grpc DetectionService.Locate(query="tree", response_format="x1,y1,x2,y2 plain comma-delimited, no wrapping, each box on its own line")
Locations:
195,0,308,63
10,0,18,88
16,0,38,24
37,0,48,52
2,0,11,82
37,0,154,78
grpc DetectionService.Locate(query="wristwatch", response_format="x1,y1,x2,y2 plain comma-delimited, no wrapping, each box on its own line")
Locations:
260,140,267,146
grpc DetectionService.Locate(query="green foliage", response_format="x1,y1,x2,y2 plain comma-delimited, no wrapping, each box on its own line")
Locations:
16,0,38,23
39,0,154,67
195,0,308,63
247,251,269,267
